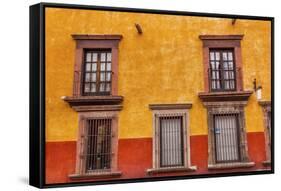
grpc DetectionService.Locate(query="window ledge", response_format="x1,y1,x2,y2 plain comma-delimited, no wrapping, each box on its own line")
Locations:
69,171,122,180
198,90,253,102
262,160,271,167
147,166,197,175
208,162,255,170
62,95,123,107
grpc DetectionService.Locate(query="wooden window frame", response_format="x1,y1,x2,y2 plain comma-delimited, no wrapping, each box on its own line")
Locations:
199,35,244,92
72,34,122,97
147,104,197,175
69,111,122,179
204,101,255,170
258,100,272,165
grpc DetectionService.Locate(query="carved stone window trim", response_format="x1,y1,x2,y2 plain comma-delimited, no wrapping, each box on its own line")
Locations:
147,103,196,175
199,35,244,92
258,100,272,165
204,101,255,170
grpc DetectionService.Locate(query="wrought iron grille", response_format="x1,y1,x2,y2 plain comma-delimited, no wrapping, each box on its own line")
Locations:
159,116,184,167
213,114,240,163
209,49,237,91
82,50,112,96
85,118,112,172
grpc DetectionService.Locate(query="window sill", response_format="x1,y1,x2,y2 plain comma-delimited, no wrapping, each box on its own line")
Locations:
69,171,122,180
262,160,271,167
147,166,197,175
62,95,123,107
208,162,255,170
198,90,253,102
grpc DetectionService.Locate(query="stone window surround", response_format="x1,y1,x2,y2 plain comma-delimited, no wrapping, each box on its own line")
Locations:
199,35,244,92
258,100,272,166
203,101,255,170
147,103,197,175
69,110,122,180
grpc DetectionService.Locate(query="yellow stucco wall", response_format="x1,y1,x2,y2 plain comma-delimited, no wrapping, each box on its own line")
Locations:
45,8,271,142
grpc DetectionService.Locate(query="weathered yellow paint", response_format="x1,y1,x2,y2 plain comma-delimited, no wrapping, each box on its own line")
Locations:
45,8,271,141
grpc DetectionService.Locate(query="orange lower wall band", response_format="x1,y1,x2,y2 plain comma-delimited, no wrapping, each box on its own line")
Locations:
45,132,269,184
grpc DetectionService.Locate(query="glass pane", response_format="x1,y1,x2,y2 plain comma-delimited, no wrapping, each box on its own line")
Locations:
91,73,96,82
100,83,105,91
85,73,90,82
223,62,229,69
215,52,220,60
91,63,97,71
228,52,233,60
107,53,112,61
86,64,91,71
92,53,98,61
106,72,111,81
106,83,111,92
228,61,234,69
106,62,111,71
215,61,220,69
91,83,96,92
101,53,106,61
100,72,105,81
210,52,215,60
101,63,105,71
86,53,92,62
210,61,215,69
84,83,90,92
222,52,228,60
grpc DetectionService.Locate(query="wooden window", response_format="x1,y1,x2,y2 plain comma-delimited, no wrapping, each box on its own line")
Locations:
147,104,197,174
213,114,240,163
83,50,112,95
159,116,184,167
71,34,122,97
199,35,244,92
209,49,236,91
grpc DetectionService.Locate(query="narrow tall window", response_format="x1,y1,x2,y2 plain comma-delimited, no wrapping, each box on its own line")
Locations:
83,50,112,95
213,114,240,163
159,116,184,167
85,118,112,172
209,49,236,91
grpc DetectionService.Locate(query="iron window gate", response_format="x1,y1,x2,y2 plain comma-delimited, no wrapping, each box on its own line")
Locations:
213,114,241,163
84,118,112,172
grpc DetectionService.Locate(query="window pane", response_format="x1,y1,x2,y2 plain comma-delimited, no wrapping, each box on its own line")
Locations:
100,83,105,91
86,64,91,71
215,52,220,60
84,83,90,92
160,117,183,167
228,52,233,60
106,72,111,81
85,73,90,82
92,53,98,62
101,53,106,61
107,53,112,61
106,83,111,92
86,53,92,62
222,52,228,60
106,62,111,71
91,63,97,71
210,52,215,60
91,73,96,82
214,114,239,162
91,83,96,92
100,72,105,81
101,63,105,71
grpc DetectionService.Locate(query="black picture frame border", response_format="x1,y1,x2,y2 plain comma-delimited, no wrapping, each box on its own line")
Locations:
29,2,274,189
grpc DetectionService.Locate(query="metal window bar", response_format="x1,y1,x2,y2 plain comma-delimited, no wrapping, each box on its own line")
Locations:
209,50,237,92
83,118,112,173
159,115,184,167
213,113,241,163
79,50,112,96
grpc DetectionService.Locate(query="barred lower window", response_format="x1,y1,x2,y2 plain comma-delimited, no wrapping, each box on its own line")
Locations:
159,116,184,167
83,50,112,95
209,49,236,91
85,118,112,172
213,114,240,163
